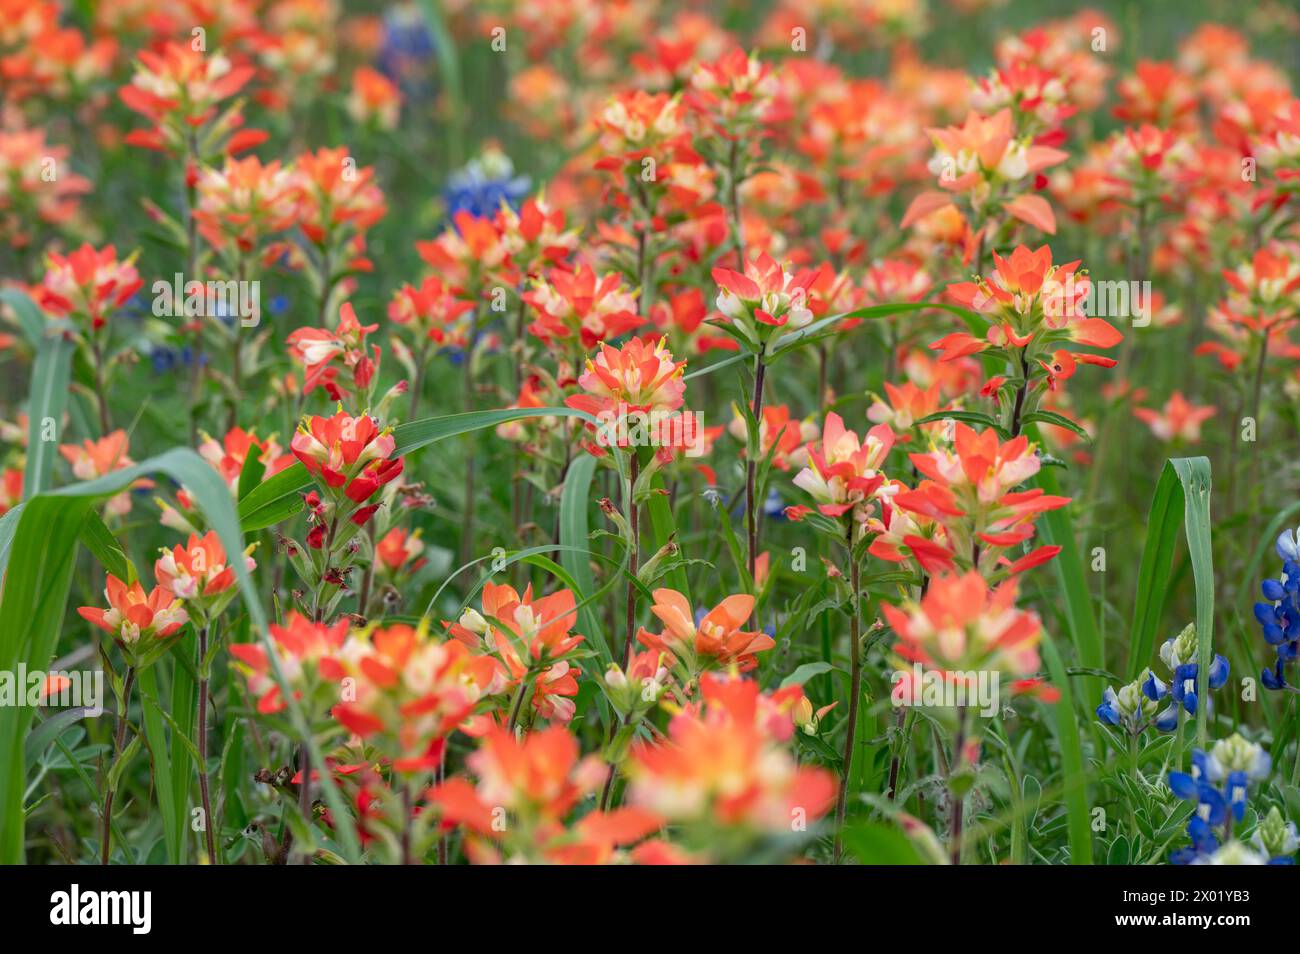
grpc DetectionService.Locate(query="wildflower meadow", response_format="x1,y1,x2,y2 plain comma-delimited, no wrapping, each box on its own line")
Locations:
4,0,1300,898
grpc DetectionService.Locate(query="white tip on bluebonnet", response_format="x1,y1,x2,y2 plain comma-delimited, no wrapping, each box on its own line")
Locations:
1277,527,1300,562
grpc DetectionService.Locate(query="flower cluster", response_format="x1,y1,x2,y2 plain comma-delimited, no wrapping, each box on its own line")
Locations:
1255,528,1300,691
1167,734,1277,865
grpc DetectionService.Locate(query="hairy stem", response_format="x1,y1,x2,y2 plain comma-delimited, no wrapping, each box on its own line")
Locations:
886,707,906,801
949,719,967,865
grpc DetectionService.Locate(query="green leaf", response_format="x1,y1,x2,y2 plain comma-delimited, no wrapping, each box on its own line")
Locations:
780,661,834,689
769,301,985,360
916,409,1010,437
394,407,596,456
0,496,92,863
1028,448,1103,678
683,352,746,380
168,635,198,863
559,454,607,661
237,445,266,501
0,287,47,349
5,288,76,499
839,821,927,864
1039,634,1094,864
24,707,94,771
643,471,690,601
1169,458,1215,750
136,666,182,864
1021,410,1092,443
416,0,465,166
236,463,311,532
107,735,143,793
79,510,136,583
1127,457,1214,732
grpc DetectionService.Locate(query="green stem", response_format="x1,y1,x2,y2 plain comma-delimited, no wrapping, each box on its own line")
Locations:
100,666,136,865
745,355,767,620
196,623,217,864
948,711,970,865
833,525,862,863
624,452,641,666
506,679,529,732
459,311,479,567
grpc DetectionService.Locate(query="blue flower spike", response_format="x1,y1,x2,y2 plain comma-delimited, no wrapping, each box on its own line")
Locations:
1167,733,1282,865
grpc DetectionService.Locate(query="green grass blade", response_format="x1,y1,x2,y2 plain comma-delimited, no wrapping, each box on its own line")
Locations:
416,0,465,167
0,497,92,862
559,453,608,658
136,665,180,863
1039,634,1093,864
1032,461,1104,681
1127,464,1184,679
643,470,691,601
0,287,47,348
5,288,75,499
1170,458,1214,749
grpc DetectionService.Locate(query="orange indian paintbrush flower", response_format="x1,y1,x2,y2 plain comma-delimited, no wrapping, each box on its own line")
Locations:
228,612,350,715
78,575,188,668
332,622,500,773
638,588,773,674
884,571,1059,706
289,409,403,512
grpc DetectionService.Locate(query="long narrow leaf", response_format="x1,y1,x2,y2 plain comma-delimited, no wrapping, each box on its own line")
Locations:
1031,462,1104,681
1170,459,1215,749
1039,634,1093,864
3,288,76,499
559,454,607,658
1127,464,1185,679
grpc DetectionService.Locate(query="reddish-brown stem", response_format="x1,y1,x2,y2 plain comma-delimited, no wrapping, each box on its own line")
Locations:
949,720,967,865
886,707,906,801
